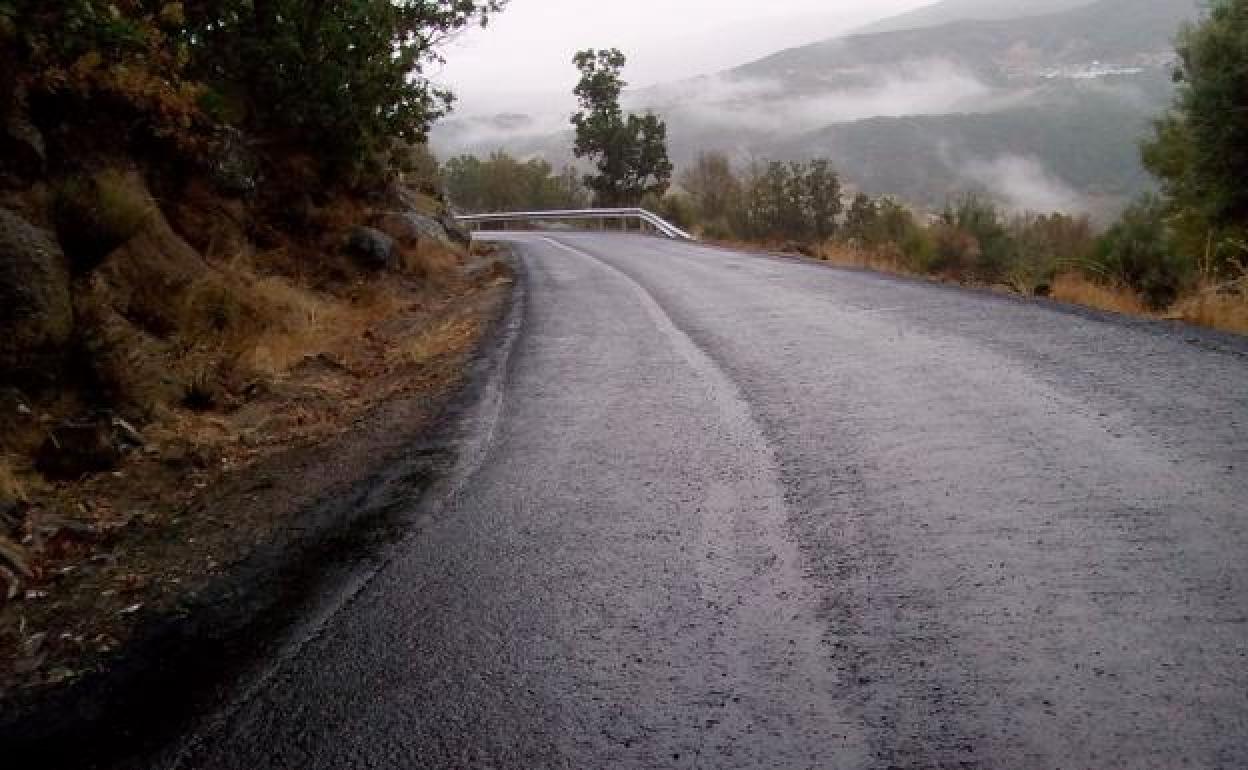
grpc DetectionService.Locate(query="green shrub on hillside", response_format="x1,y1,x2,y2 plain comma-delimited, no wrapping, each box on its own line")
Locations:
1094,196,1195,309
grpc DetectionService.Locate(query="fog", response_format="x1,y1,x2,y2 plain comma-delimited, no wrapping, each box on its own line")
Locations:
434,58,1014,157
962,155,1087,213
435,0,931,115
638,61,999,135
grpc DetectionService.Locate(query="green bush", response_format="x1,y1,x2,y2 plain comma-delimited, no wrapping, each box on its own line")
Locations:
443,150,588,213
1094,196,1195,309
181,1,505,173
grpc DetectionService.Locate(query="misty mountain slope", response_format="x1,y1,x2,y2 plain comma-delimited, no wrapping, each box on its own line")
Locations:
723,0,1195,89
773,80,1162,217
432,0,1202,215
854,0,1095,35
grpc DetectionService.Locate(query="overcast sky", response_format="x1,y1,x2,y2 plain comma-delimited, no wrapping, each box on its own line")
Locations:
433,0,933,114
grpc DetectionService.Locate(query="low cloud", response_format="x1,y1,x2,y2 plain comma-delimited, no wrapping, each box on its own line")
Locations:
640,60,997,135
961,155,1086,213
433,58,1008,158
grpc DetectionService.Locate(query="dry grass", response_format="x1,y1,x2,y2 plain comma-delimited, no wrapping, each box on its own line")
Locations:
239,275,406,377
1173,283,1248,335
1050,273,1151,316
391,315,480,367
173,253,414,379
0,457,25,503
815,242,910,274
399,239,462,284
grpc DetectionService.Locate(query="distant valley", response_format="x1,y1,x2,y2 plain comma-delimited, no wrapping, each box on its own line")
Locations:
431,0,1202,218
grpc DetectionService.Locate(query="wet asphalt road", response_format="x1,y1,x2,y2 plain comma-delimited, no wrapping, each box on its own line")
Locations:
174,233,1248,768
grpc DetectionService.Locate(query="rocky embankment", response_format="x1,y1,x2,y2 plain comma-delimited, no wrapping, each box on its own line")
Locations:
0,103,511,760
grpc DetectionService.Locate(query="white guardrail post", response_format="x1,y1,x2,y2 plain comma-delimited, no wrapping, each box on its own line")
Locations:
454,208,696,242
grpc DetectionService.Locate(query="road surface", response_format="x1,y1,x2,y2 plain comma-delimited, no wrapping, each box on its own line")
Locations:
167,233,1248,768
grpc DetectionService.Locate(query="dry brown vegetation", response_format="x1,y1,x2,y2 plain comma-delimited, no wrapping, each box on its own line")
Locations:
815,242,913,276
0,151,514,696
0,459,23,506
1172,280,1248,335
1050,274,1152,316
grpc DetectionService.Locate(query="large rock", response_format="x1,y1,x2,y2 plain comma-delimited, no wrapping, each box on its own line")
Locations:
0,209,74,380
439,214,472,248
0,85,45,181
35,414,143,480
375,211,457,250
345,227,398,271
1,108,45,179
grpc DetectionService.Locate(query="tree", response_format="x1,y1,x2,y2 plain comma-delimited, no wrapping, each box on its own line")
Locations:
1095,195,1194,309
442,150,588,213
2,1,505,177
804,159,843,241
680,151,741,227
571,48,672,206
1141,0,1248,275
844,193,879,243
182,0,506,170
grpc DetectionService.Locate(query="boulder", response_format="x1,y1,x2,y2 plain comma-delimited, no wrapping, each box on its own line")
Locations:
375,211,457,249
439,214,472,247
0,494,24,538
34,414,142,480
345,226,398,271
1,107,46,179
0,209,74,379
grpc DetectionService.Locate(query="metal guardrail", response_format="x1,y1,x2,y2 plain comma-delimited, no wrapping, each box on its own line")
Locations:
455,208,696,241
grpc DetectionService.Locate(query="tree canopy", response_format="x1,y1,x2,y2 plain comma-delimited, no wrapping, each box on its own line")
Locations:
571,48,672,207
442,151,587,213
2,0,504,175
1142,0,1248,275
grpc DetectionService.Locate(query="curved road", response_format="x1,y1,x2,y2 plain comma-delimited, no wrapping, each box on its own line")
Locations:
172,233,1248,768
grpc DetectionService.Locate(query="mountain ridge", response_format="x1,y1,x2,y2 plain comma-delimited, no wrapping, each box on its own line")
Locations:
431,0,1203,216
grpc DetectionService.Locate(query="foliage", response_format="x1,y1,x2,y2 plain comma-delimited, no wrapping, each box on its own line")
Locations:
182,0,503,170
2,1,504,175
202,1,493,165
641,192,696,230
679,152,741,233
674,151,1102,297
735,159,843,243
4,0,208,153
938,193,1015,282
1141,0,1248,278
571,49,673,206
1093,195,1195,309
442,151,588,213
805,159,842,241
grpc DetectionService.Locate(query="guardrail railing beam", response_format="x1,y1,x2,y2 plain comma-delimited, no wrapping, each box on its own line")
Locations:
455,208,695,242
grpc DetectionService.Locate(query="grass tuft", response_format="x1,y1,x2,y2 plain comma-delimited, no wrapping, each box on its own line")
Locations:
0,456,26,504
1047,274,1152,316
1173,278,1248,334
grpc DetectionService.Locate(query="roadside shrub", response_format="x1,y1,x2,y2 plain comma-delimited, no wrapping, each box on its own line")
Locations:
1094,196,1196,309
943,194,1013,283
647,192,696,229
700,217,737,241
1006,212,1096,295
925,221,980,277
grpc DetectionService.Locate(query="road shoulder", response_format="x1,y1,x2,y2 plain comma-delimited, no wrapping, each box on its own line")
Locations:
0,248,526,769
